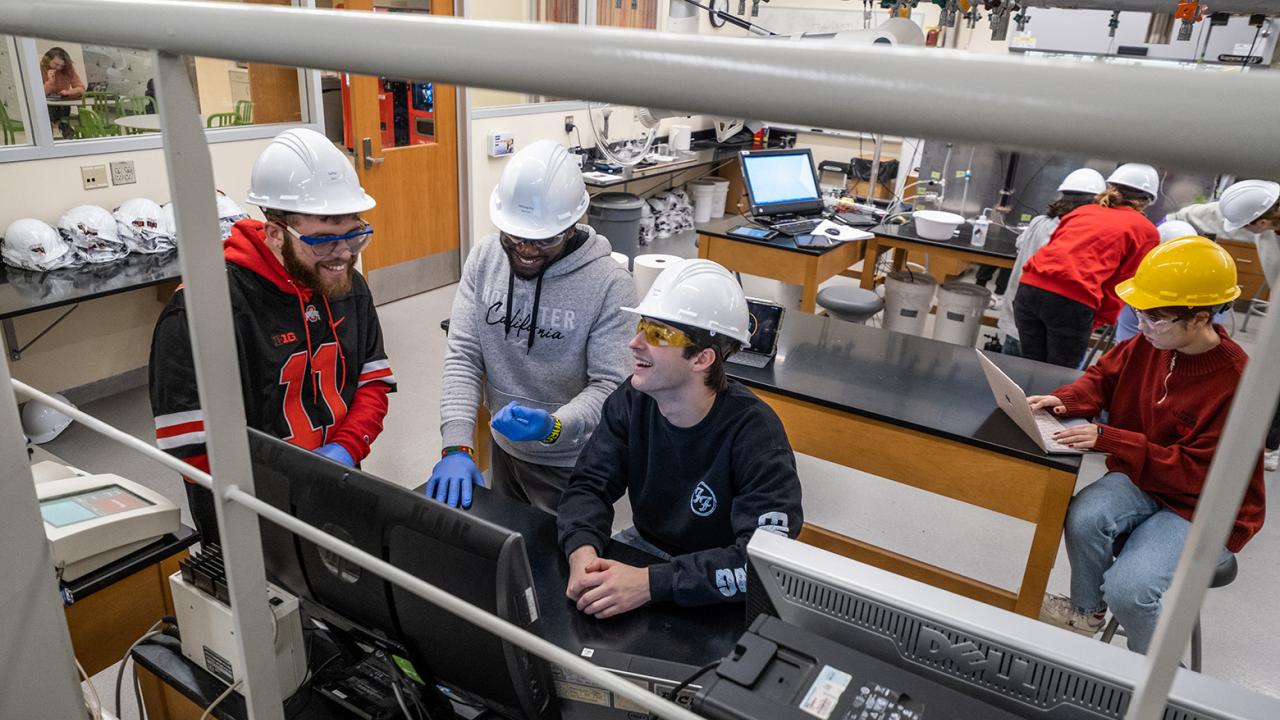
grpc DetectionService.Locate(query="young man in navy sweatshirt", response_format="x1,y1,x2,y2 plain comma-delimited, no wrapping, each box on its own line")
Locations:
557,259,803,618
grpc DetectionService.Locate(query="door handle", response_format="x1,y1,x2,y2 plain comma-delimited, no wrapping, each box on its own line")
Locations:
362,137,384,169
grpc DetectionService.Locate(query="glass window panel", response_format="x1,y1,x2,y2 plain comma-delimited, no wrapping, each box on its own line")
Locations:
0,35,30,147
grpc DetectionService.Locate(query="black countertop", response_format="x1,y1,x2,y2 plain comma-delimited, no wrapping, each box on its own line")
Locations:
727,312,1082,472
64,524,198,602
0,251,180,320
695,214,859,257
872,218,1020,261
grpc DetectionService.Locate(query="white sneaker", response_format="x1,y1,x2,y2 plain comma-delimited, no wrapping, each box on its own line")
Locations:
1040,594,1106,637
1265,449,1279,472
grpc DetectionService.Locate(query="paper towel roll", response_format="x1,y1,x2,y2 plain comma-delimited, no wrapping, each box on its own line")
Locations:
670,124,692,152
633,254,681,299
610,251,630,272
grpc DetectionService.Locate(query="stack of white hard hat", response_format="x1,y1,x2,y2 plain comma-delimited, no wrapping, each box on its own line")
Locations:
61,205,128,264
1106,163,1160,199
490,139,589,240
622,258,751,344
3,218,79,272
115,197,173,254
1220,179,1280,233
1057,168,1106,195
247,128,375,215
22,393,75,444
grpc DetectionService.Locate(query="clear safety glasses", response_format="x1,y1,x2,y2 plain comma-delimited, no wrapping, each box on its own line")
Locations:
1134,309,1184,332
636,318,695,348
283,222,374,258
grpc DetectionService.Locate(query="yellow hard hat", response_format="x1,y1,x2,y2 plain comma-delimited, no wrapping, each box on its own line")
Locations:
1116,236,1242,310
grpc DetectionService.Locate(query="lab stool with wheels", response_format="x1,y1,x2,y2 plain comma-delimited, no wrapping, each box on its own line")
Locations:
1099,533,1238,672
816,286,884,324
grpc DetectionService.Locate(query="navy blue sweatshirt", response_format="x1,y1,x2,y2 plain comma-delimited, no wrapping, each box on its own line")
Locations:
557,380,803,606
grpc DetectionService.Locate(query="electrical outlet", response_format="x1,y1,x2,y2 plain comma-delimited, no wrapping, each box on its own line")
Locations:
80,164,108,190
110,160,136,186
564,115,575,134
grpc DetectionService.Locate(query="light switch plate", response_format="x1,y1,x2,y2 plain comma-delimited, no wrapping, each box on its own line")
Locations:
80,165,108,190
110,160,136,186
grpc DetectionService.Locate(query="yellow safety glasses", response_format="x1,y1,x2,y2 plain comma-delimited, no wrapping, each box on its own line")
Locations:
636,318,695,348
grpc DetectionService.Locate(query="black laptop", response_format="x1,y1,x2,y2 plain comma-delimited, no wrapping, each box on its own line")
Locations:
739,148,826,236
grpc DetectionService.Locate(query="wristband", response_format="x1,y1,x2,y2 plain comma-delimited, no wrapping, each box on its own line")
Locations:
541,416,562,445
442,445,475,459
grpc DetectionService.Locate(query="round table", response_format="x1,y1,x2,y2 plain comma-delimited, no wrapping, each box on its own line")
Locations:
112,114,207,132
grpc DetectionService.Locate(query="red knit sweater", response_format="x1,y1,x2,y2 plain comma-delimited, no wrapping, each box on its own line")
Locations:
1053,327,1265,552
1020,204,1159,325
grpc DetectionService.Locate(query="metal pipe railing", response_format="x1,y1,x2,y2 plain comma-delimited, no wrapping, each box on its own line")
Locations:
1,0,1278,177
3,3,1279,719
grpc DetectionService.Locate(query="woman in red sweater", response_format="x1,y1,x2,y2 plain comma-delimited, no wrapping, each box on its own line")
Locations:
1032,237,1265,654
1014,163,1161,368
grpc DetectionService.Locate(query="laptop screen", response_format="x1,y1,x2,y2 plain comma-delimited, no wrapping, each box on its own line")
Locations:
740,149,824,219
745,300,784,355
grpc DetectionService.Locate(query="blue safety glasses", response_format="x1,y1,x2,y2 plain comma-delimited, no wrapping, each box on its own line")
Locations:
283,222,374,258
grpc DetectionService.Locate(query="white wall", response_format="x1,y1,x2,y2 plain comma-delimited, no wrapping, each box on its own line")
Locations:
1,139,271,393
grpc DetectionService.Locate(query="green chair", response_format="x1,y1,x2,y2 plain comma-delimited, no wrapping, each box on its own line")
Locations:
81,91,117,119
114,95,156,134
75,107,120,139
207,112,239,128
234,100,253,125
0,101,24,145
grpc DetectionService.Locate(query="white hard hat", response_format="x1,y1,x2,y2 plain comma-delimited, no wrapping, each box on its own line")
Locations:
22,393,75,444
621,258,751,344
1156,219,1198,244
115,197,172,254
1057,168,1106,195
246,128,375,215
1220,179,1280,233
215,194,250,240
60,205,128,264
1106,163,1160,199
490,139,590,240
3,219,77,272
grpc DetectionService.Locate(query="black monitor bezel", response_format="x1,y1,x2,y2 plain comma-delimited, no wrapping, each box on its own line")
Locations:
739,148,825,219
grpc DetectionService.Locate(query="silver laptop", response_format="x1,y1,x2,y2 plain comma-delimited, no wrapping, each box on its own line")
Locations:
976,350,1086,455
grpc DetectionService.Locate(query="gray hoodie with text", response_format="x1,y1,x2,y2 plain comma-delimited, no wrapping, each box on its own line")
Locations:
440,225,637,467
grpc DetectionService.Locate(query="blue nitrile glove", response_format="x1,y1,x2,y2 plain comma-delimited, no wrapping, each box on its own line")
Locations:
490,401,555,442
425,451,484,509
314,443,355,467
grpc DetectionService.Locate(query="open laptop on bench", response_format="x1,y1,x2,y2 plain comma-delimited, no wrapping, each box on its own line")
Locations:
740,148,827,236
976,350,1087,455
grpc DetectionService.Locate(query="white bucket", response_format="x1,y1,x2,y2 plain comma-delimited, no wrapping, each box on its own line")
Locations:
708,177,730,218
670,124,692,152
882,271,937,336
688,179,716,224
932,282,992,346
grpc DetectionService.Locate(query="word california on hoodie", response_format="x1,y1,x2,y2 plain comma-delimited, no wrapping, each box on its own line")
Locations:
441,225,636,466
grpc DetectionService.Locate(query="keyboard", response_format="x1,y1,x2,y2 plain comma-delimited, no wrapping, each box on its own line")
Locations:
769,218,822,236
726,351,773,368
1033,410,1079,453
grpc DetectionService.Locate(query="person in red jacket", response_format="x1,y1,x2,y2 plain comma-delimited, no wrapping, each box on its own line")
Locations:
1014,163,1161,368
1033,237,1264,654
149,129,395,545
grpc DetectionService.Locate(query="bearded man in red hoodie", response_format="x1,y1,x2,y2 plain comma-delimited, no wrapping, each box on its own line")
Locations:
149,128,395,545
1033,237,1265,655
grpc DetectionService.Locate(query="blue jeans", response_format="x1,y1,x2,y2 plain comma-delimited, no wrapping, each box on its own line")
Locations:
1064,472,1230,653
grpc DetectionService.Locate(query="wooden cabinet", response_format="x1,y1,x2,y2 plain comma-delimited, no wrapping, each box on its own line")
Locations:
1219,239,1271,305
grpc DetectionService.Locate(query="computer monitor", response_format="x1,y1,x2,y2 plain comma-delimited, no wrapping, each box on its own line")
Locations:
745,531,1280,720
248,429,556,720
739,148,825,220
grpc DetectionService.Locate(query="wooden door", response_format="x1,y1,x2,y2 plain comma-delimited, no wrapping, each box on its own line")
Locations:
343,0,461,304
596,0,657,29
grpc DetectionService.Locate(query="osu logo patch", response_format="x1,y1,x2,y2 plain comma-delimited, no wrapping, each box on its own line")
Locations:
690,481,717,517
304,305,321,323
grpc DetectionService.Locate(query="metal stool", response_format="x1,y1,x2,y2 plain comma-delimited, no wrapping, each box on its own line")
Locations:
1099,534,1238,672
816,286,884,324
1240,285,1269,334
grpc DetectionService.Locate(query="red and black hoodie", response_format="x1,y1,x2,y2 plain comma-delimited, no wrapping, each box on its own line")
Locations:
149,219,395,478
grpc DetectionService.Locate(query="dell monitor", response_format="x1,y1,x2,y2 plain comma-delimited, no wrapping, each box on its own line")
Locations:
739,148,825,220
248,428,556,720
744,531,1280,720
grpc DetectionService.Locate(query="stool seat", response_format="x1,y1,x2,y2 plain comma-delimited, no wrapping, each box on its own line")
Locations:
817,286,884,324
1211,553,1238,588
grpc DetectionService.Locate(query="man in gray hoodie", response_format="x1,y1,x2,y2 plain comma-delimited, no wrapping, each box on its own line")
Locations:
427,140,637,511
